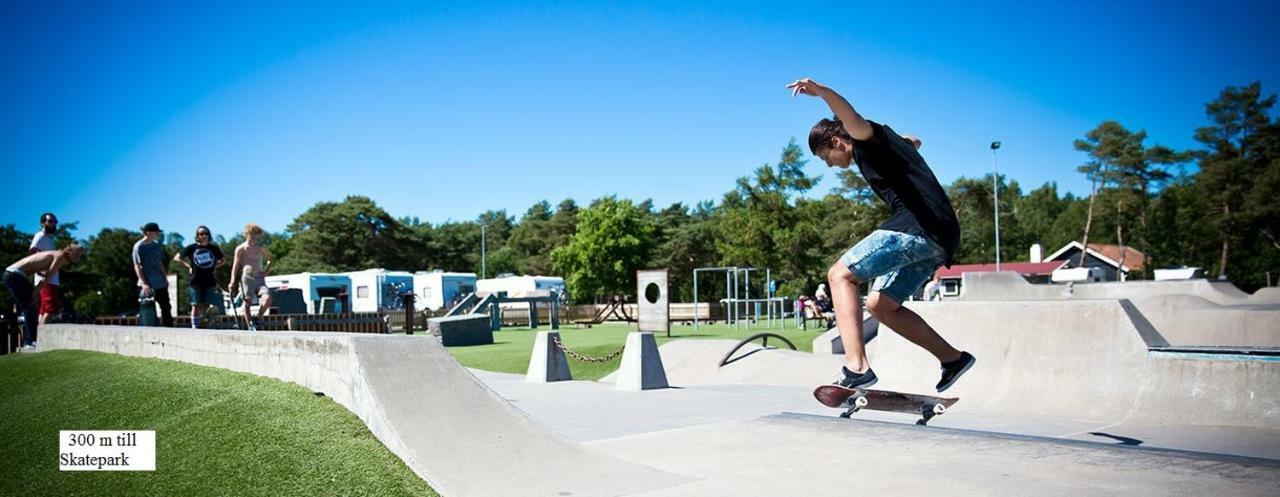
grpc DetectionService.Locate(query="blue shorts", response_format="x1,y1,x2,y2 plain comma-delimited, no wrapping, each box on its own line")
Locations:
188,286,219,306
840,229,946,305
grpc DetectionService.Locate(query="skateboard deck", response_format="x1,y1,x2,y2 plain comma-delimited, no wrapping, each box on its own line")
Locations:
813,385,958,425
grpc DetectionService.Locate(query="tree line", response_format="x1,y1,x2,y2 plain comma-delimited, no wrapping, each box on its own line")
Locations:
2,82,1276,317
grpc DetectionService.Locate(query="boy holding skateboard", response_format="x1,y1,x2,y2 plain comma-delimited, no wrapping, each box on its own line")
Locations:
788,78,975,393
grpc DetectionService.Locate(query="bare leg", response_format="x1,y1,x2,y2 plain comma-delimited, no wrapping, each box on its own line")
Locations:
828,263,869,373
257,294,272,319
867,292,961,363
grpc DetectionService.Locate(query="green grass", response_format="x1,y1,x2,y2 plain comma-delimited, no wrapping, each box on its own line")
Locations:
445,321,826,381
0,350,438,497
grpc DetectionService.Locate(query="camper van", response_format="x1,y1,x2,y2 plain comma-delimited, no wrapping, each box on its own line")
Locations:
343,269,415,313
476,275,566,300
413,271,477,311
265,273,352,314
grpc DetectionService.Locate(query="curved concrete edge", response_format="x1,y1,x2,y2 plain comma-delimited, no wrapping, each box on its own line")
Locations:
37,324,695,497
655,301,1280,428
958,271,1256,305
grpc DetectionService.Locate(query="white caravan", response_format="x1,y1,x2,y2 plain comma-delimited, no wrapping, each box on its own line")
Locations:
343,269,416,313
413,271,478,311
265,273,352,314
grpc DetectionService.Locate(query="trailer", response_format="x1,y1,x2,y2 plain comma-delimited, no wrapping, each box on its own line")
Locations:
265,273,352,314
477,275,566,299
343,269,415,313
413,271,478,311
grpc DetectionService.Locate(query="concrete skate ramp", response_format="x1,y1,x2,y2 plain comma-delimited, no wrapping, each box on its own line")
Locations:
1128,294,1280,347
38,325,691,497
1250,287,1280,304
660,300,1280,428
957,272,1280,347
959,271,1252,304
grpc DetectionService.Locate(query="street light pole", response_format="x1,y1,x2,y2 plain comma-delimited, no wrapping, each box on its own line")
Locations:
481,224,487,279
990,141,1002,272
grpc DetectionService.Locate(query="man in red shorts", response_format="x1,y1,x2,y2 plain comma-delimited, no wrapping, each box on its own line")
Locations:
29,212,61,324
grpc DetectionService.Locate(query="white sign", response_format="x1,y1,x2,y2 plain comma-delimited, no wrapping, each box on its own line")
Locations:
59,430,156,471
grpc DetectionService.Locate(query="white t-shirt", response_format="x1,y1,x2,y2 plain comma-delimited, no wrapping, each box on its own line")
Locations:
30,231,59,285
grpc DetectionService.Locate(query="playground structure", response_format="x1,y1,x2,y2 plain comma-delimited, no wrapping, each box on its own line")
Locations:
445,290,562,331
572,296,637,327
693,266,789,331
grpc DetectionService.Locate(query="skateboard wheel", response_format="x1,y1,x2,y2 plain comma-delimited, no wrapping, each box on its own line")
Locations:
932,403,946,415
854,396,868,408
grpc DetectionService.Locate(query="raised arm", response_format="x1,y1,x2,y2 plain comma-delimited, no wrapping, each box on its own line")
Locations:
786,78,874,141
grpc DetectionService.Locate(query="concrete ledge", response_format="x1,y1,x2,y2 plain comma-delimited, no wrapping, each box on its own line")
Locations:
37,325,690,497
427,314,494,346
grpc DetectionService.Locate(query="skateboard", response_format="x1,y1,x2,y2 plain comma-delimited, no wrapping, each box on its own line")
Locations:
813,385,958,425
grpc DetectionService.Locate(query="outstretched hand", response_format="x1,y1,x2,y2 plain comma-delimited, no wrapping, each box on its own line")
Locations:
787,78,826,97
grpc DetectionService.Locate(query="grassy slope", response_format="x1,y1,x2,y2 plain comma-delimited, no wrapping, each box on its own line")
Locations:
0,350,437,497
445,321,824,380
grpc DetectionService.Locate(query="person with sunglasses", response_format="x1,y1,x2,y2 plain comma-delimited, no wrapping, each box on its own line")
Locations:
174,226,225,329
29,212,61,325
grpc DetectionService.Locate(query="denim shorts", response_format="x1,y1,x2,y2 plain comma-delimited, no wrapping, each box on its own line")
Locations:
189,286,218,306
840,229,946,305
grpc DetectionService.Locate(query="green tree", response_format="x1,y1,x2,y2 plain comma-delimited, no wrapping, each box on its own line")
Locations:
648,202,719,302
1073,121,1182,273
508,201,555,275
276,196,421,273
946,175,1022,264
551,197,655,302
716,139,823,297
1195,82,1277,281
71,228,143,318
427,221,480,273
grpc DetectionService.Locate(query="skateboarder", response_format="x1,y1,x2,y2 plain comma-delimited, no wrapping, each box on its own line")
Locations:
4,243,83,349
227,223,272,331
788,78,975,392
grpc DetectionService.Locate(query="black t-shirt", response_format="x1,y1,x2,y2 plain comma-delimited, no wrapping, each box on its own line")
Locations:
180,243,224,288
851,121,961,266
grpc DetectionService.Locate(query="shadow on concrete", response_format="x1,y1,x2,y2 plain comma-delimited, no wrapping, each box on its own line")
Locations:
1089,432,1145,446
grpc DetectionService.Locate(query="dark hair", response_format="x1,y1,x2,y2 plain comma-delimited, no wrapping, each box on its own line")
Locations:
808,115,852,155
40,212,56,223
196,225,211,235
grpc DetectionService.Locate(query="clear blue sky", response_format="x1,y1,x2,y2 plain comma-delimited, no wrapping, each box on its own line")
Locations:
3,0,1277,238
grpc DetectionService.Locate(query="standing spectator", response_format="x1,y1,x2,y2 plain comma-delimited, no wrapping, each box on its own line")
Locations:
29,212,61,324
173,226,225,329
133,222,173,327
921,273,943,302
794,294,810,328
4,243,83,349
228,223,273,331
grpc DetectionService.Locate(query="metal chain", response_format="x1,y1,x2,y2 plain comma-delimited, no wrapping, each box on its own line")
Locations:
553,337,625,364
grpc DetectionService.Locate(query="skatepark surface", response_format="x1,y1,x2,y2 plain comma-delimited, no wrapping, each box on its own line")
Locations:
37,300,1280,497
